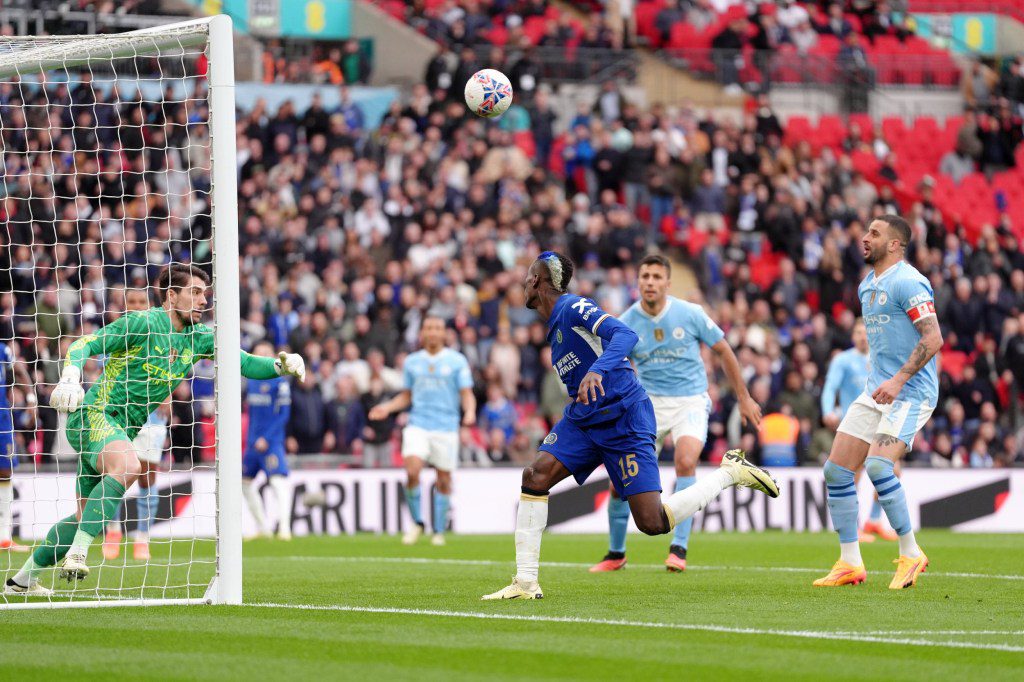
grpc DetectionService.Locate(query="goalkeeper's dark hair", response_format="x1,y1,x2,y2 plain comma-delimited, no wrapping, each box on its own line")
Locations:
536,251,574,292
876,214,911,248
157,263,211,303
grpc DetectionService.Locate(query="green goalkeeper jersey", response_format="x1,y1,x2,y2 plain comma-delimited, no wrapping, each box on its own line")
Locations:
65,306,277,439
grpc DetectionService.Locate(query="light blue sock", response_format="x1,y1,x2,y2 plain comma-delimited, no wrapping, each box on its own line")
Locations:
405,485,422,526
433,492,450,534
671,476,697,549
865,456,911,536
824,461,859,543
607,495,630,553
136,485,159,534
869,498,884,522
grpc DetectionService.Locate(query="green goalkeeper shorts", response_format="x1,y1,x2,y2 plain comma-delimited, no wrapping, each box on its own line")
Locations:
66,408,132,498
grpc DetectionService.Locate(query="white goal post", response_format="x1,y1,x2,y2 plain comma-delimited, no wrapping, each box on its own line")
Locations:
0,15,241,608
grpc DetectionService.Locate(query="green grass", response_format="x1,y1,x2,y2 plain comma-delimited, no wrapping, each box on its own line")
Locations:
1,531,1022,680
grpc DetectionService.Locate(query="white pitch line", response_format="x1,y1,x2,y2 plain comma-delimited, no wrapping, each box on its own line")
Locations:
248,602,1024,654
272,555,1024,581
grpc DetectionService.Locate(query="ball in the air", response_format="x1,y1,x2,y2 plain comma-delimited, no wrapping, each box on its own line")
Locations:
465,68,513,118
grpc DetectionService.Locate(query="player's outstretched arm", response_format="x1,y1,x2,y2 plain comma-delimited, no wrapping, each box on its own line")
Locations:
872,316,942,405
711,339,762,427
368,390,412,421
51,313,139,413
237,350,305,381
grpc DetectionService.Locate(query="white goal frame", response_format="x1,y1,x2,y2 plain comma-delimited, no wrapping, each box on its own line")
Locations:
0,15,241,609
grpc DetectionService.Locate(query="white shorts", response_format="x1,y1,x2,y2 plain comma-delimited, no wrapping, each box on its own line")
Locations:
650,393,711,448
133,424,168,464
401,425,459,472
837,392,935,451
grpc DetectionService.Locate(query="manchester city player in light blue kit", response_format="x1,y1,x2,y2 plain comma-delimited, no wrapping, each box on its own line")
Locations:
820,319,899,544
483,252,778,600
369,316,476,547
815,215,942,590
591,254,763,573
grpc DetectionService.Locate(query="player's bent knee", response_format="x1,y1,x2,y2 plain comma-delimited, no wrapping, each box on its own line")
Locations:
521,466,552,493
864,455,893,480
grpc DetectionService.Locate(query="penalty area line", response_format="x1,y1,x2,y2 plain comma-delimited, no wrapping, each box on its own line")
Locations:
247,602,1024,653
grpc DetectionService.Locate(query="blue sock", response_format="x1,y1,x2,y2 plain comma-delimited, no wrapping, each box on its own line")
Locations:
607,495,630,554
433,492,450,534
869,498,883,522
865,456,911,536
824,461,859,544
136,485,159,534
671,476,697,549
405,485,422,526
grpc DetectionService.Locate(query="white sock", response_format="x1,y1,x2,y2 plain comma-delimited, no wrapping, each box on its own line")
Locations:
0,481,12,542
898,529,921,558
133,530,149,543
13,556,41,586
840,541,863,566
242,479,270,534
515,493,548,585
663,468,733,527
270,475,293,534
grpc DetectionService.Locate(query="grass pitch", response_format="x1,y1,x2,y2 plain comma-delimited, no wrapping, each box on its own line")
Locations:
1,530,1022,680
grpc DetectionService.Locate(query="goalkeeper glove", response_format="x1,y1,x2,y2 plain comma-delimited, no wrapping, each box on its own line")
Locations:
50,365,85,413
275,352,306,382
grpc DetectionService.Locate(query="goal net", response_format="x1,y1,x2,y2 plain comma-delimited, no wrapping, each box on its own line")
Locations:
0,16,242,608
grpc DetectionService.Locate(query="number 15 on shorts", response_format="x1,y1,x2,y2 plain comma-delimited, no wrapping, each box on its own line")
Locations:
619,453,638,482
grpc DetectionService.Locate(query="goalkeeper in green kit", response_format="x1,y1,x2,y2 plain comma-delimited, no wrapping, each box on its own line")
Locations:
4,264,306,595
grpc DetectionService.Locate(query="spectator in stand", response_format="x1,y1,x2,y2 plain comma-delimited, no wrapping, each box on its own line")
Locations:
479,384,518,463
712,12,748,95
654,0,688,45
818,2,852,39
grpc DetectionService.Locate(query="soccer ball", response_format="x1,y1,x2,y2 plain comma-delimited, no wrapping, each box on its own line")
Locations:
464,69,513,118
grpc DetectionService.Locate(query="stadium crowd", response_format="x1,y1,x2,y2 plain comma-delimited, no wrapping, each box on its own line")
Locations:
0,28,1023,472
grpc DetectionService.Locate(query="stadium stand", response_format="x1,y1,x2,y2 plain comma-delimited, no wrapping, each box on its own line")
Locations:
1,3,1022,473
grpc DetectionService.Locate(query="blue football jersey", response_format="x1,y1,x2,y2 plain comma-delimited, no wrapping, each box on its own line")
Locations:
246,376,291,452
0,343,13,432
547,294,647,426
858,261,939,404
820,347,870,417
620,296,724,397
404,348,473,432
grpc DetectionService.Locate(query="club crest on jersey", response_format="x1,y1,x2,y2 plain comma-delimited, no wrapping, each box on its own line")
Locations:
441,365,452,376
654,328,664,342
878,293,888,305
556,329,563,343
673,327,685,340
543,433,557,445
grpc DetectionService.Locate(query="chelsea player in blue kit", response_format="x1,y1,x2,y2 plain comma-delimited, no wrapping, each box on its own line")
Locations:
820,319,899,543
591,255,763,573
815,215,942,590
241,340,295,540
483,252,779,600
1,341,32,553
369,316,476,547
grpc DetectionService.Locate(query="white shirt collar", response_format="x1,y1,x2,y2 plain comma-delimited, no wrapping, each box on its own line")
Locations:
872,260,902,283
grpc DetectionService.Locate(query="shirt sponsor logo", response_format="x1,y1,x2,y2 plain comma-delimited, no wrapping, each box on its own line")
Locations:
555,352,581,377
864,314,892,325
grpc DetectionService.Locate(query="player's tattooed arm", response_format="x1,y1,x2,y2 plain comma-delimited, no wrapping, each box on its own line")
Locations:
897,316,943,380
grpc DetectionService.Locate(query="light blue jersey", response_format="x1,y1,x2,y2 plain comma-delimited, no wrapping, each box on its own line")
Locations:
858,261,939,404
620,296,725,397
404,348,473,432
144,408,169,429
820,347,870,418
